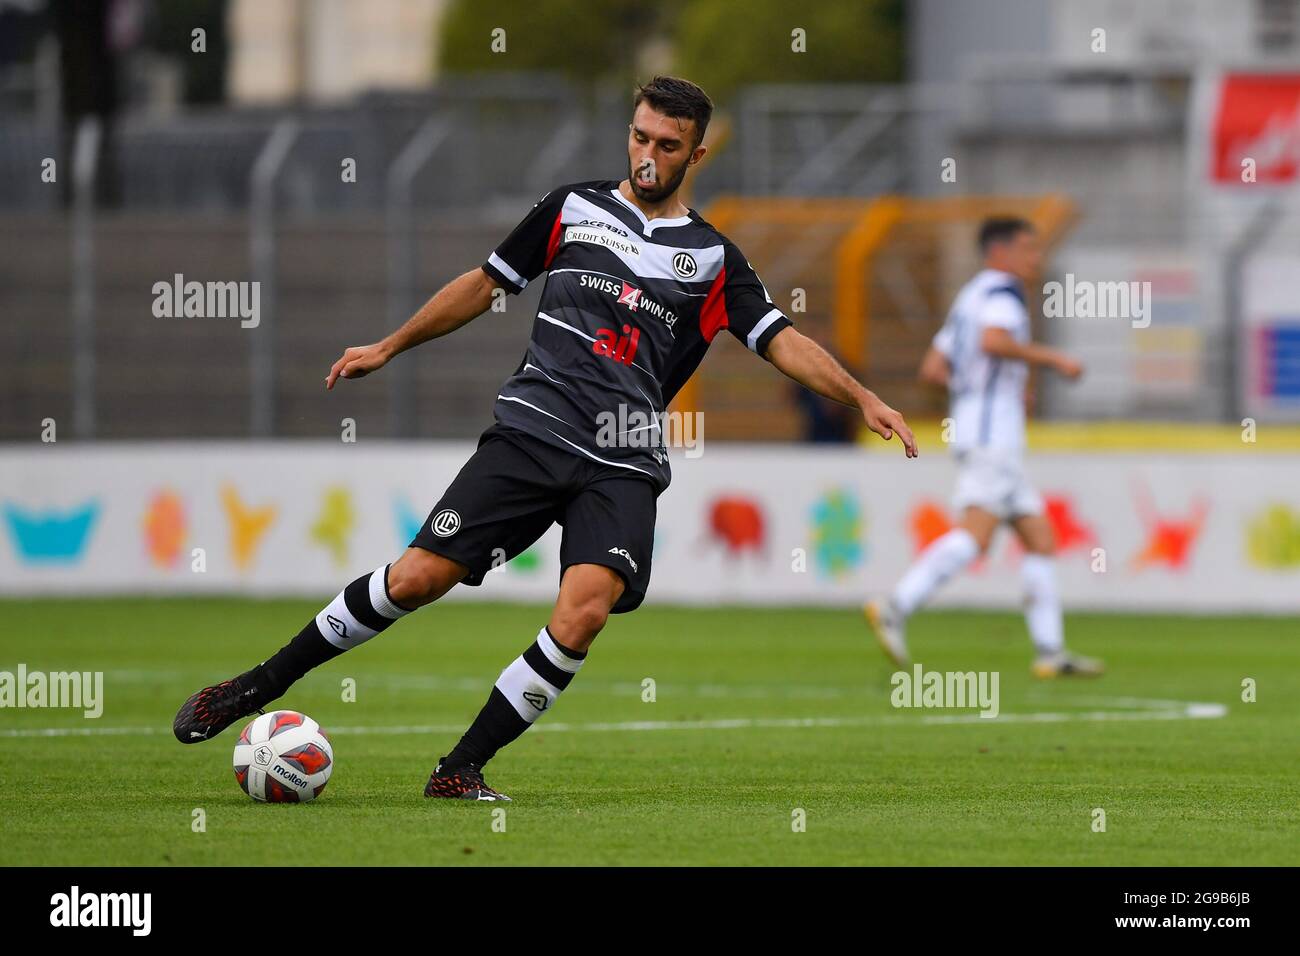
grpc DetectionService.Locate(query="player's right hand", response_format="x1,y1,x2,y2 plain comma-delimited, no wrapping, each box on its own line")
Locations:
860,393,919,458
1054,355,1084,381
326,343,391,389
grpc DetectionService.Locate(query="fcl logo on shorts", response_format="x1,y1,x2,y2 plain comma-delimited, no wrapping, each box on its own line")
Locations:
430,509,461,537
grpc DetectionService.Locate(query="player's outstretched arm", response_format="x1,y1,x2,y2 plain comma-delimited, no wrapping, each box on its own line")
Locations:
918,346,950,387
764,326,918,458
325,267,502,389
980,328,1083,380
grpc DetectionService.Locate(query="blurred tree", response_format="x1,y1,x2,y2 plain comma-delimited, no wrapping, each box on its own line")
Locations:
673,0,904,101
438,0,903,104
438,0,681,89
142,0,228,104
54,0,119,206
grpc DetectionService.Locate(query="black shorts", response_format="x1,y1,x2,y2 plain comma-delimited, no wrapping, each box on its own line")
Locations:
409,423,659,613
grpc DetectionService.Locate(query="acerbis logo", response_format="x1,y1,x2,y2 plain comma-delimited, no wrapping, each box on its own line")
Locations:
522,691,549,712
672,252,697,279
607,546,638,572
430,509,461,537
576,218,630,238
326,614,347,639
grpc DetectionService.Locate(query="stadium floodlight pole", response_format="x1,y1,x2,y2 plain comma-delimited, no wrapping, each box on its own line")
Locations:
738,87,771,195
70,116,100,439
385,116,452,438
248,119,300,439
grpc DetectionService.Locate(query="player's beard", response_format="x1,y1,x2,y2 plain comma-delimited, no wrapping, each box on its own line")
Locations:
627,155,690,204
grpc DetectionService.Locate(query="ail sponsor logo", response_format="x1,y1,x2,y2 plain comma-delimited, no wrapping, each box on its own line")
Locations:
593,324,641,365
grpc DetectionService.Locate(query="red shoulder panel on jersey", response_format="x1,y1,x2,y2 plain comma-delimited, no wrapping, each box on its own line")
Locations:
699,267,728,343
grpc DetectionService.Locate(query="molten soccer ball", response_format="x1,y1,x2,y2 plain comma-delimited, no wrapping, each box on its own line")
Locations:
233,710,333,803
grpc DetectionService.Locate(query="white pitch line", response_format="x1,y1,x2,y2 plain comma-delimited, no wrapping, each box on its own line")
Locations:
0,701,1226,739
72,669,1203,709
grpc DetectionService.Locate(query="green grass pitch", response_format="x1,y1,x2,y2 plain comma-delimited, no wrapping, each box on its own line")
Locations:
1,598,1297,866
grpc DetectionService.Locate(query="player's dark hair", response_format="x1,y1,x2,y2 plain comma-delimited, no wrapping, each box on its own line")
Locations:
632,75,713,147
978,216,1034,253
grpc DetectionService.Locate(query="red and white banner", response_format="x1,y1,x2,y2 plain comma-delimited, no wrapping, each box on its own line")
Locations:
1210,72,1300,184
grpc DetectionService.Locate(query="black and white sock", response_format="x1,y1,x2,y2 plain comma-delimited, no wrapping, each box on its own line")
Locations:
259,565,412,696
443,626,586,769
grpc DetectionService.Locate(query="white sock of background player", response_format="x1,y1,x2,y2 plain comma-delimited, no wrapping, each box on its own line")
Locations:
1020,553,1064,656
890,528,980,618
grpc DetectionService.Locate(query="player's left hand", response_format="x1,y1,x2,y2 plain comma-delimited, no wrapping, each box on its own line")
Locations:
860,394,918,458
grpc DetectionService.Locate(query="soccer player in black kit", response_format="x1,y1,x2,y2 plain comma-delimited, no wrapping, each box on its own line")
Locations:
173,76,917,801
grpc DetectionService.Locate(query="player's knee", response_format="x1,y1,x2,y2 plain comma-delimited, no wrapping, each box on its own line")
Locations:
552,599,610,644
1025,523,1056,555
966,527,994,556
387,550,462,608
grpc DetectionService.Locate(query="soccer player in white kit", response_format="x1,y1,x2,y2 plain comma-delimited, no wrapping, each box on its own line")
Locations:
866,217,1103,678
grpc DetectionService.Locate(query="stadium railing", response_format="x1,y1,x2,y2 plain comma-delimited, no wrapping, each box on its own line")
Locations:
672,194,1077,438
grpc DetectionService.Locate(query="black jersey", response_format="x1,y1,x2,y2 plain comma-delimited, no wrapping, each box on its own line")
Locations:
480,180,793,491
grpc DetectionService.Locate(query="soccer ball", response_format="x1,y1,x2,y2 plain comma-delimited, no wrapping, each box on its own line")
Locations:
233,710,333,803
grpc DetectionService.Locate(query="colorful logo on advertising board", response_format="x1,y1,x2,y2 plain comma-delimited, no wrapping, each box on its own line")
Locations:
1130,485,1207,571
705,496,765,557
810,488,864,578
1246,503,1300,569
143,490,187,568
3,501,99,564
310,487,355,567
222,485,277,570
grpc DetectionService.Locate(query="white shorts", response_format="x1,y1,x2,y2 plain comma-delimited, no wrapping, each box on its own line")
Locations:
951,447,1043,520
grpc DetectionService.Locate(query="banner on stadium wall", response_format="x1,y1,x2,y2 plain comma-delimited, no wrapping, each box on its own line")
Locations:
1052,249,1204,416
1194,70,1300,422
1209,72,1300,185
1242,254,1300,418
1,443,1298,613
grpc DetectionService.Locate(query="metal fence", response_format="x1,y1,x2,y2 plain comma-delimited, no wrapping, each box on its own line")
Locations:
0,72,1280,440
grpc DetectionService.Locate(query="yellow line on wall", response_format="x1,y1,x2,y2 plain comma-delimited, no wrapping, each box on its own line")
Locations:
858,420,1300,453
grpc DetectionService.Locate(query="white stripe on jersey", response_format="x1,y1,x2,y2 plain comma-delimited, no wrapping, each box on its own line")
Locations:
497,393,572,426
607,187,693,234
747,308,784,352
543,428,655,477
523,362,571,389
560,191,725,284
537,310,596,342
536,311,655,378
488,252,527,290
